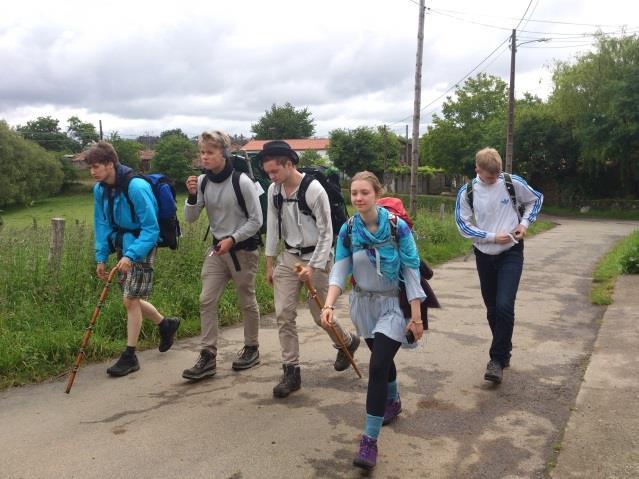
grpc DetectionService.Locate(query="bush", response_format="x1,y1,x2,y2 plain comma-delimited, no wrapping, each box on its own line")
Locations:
619,238,639,274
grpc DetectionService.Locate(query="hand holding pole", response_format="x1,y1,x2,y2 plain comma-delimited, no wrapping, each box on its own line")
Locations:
295,263,362,379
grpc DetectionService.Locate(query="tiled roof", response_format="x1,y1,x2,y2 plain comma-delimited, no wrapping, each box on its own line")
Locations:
139,150,156,161
241,138,329,152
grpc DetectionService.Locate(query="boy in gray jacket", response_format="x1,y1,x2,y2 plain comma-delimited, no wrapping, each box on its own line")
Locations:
182,130,263,380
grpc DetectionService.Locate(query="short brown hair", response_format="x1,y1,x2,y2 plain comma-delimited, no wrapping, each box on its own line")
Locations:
351,171,384,196
83,141,119,166
475,147,502,174
262,155,294,167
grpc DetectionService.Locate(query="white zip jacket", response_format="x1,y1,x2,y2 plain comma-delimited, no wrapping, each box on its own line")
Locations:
455,173,543,255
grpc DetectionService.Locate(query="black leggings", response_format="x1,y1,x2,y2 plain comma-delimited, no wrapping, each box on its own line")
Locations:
365,333,402,417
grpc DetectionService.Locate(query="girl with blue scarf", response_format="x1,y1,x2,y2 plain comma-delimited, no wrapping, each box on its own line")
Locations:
321,171,426,471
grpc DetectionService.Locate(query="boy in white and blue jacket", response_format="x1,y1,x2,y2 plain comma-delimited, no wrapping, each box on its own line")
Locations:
455,147,543,384
86,142,180,377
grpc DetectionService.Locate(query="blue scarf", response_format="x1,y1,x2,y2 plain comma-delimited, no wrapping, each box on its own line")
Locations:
336,206,420,281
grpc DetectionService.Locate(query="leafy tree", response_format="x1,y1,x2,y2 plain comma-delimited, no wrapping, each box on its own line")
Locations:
152,133,197,188
160,128,189,140
329,127,383,177
67,116,99,148
299,149,330,167
136,134,160,150
109,132,143,171
251,103,315,139
550,34,639,197
421,73,508,175
230,133,249,147
16,116,80,152
0,121,64,207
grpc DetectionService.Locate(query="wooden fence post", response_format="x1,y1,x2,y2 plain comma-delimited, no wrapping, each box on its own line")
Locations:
439,203,445,220
48,218,65,269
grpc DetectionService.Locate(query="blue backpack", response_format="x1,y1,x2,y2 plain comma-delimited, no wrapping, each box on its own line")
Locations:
119,173,181,249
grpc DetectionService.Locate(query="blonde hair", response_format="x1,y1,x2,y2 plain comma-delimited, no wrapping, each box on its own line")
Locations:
351,171,384,196
198,130,231,150
475,147,502,174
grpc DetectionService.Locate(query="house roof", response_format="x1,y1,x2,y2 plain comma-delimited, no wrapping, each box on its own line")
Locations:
139,150,156,161
242,138,329,152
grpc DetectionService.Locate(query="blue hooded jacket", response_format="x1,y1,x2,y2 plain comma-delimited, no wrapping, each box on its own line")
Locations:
93,165,159,263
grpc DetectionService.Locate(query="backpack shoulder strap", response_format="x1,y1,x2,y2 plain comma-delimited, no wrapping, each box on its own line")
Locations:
342,216,355,250
297,174,315,216
502,173,520,218
121,173,139,223
231,170,249,218
388,213,399,243
466,181,474,212
200,175,208,198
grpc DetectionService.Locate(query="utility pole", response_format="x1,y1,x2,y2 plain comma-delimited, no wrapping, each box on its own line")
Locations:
505,29,516,174
410,0,426,218
382,124,388,170
405,124,409,165
99,120,103,141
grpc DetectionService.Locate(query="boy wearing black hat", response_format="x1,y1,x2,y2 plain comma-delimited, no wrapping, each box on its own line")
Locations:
259,140,360,398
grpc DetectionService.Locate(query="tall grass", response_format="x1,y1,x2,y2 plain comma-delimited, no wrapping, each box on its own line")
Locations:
0,192,552,388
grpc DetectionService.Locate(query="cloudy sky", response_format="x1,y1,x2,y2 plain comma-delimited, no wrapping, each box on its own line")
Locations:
1,0,636,139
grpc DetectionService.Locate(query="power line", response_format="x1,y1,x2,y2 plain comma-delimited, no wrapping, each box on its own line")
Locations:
514,0,534,31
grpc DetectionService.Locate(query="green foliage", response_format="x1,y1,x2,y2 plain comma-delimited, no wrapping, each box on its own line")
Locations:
299,149,330,167
16,116,80,152
421,73,507,176
160,128,189,140
152,133,197,187
109,132,143,171
66,116,99,148
328,126,401,177
591,231,639,304
387,164,443,176
251,102,315,139
549,34,639,198
619,232,639,274
0,121,65,208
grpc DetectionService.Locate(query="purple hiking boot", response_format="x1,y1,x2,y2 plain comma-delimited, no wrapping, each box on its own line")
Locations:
353,434,378,470
383,395,402,425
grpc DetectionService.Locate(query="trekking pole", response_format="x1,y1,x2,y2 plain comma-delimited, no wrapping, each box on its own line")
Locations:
65,267,118,394
295,264,362,379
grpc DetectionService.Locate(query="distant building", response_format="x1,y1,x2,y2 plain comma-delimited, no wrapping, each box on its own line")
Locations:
139,149,155,172
241,138,330,158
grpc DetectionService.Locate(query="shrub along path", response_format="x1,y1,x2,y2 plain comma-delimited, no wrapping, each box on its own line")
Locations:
1,217,637,478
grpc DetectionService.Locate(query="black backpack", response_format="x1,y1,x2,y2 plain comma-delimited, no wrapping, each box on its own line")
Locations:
466,172,524,219
273,167,349,241
112,172,181,250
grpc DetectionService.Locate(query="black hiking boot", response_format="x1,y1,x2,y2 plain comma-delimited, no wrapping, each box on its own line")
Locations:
484,359,503,384
107,350,140,377
158,317,181,352
334,335,360,372
273,364,301,398
232,345,260,371
182,350,216,380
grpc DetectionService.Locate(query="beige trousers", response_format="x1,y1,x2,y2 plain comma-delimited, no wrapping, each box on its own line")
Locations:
200,247,260,356
273,250,353,366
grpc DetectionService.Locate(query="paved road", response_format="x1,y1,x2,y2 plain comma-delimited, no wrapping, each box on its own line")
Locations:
2,217,637,479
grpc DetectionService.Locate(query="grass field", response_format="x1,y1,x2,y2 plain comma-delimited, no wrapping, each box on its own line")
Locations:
590,230,639,305
1,191,553,389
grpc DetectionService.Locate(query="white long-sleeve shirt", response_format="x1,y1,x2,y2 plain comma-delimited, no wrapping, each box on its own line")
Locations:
264,174,333,270
455,173,543,255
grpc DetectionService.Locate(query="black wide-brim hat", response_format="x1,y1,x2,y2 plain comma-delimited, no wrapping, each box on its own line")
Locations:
256,140,299,164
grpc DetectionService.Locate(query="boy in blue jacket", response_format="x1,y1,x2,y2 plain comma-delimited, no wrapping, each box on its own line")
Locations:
85,142,180,377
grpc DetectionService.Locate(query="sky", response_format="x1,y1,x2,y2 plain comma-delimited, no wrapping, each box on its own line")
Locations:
0,0,636,140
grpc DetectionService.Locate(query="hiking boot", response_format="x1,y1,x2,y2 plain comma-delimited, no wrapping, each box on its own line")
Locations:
334,335,360,372
273,364,301,398
232,345,260,371
353,434,378,470
182,350,216,380
383,395,402,425
503,357,511,368
158,317,181,353
106,351,140,377
484,359,503,384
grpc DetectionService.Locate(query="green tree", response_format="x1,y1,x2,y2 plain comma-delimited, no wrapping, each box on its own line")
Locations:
329,127,384,177
0,121,64,207
251,103,315,139
160,128,189,140
152,133,197,187
16,116,80,152
109,132,143,171
299,149,330,167
421,73,508,175
67,116,99,148
550,34,639,197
